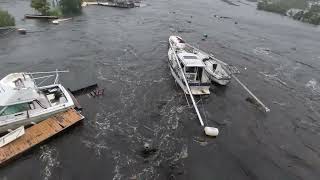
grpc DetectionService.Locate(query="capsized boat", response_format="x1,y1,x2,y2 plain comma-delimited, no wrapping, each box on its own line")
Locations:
0,71,75,134
168,36,211,95
169,36,231,85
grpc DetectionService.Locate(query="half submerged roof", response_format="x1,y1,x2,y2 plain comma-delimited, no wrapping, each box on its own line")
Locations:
177,52,205,67
0,73,39,106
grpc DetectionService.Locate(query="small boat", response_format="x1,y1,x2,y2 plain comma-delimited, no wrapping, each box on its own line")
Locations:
168,36,211,95
169,36,231,85
0,71,75,134
202,56,231,85
52,18,72,25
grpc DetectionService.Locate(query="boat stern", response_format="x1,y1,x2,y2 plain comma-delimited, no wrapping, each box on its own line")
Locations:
187,85,210,95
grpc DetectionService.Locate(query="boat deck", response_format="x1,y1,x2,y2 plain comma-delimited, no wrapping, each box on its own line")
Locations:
0,108,84,165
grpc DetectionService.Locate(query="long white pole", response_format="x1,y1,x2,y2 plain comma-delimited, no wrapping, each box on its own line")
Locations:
25,70,69,75
232,74,270,112
170,43,205,126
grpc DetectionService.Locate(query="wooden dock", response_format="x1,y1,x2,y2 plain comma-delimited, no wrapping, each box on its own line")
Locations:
0,108,84,165
24,14,58,19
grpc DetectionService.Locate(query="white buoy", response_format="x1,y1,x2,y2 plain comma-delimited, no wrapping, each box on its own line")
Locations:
17,28,27,35
52,20,59,24
81,2,88,7
204,127,219,137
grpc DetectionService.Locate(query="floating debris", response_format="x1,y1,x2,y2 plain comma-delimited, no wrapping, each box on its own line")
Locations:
17,28,27,35
141,142,157,158
253,47,271,56
52,18,72,25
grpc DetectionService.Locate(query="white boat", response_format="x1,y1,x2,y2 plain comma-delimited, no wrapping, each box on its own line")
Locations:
0,71,75,134
169,36,231,85
203,56,231,85
168,36,211,95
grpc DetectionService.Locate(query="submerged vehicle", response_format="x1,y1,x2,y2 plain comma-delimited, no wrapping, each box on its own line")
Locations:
169,36,231,85
168,36,211,95
0,71,75,134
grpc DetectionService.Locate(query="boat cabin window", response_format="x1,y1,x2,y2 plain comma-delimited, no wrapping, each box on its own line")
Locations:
14,78,25,88
180,63,184,69
177,38,185,43
183,56,197,59
185,67,197,73
212,64,217,71
0,103,30,116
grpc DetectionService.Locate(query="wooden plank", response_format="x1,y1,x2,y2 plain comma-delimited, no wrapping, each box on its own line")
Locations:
0,108,84,165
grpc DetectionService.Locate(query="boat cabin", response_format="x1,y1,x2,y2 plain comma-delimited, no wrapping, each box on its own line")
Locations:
177,52,206,83
0,73,69,119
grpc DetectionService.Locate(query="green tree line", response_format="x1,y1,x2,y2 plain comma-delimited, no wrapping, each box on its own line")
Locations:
0,9,15,27
257,0,320,25
31,0,82,17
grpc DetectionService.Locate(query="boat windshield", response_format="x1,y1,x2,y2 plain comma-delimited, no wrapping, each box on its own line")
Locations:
0,106,5,114
185,67,197,73
0,103,30,116
212,64,217,71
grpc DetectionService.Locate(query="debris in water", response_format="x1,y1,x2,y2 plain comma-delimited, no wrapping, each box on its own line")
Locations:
253,47,271,56
141,142,157,158
220,16,232,19
193,137,209,146
272,101,287,106
306,79,320,95
69,84,98,96
17,28,27,35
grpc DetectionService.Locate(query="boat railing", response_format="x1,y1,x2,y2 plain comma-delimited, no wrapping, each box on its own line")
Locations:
25,70,69,88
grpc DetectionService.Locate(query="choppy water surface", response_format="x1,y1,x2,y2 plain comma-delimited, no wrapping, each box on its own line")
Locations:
1,0,320,179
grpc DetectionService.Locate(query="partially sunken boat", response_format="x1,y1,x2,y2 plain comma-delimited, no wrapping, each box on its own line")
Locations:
168,36,211,95
0,71,75,134
170,36,231,85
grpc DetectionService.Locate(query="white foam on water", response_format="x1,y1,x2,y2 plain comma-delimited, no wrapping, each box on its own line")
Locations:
260,72,288,87
82,139,109,157
39,145,60,180
253,47,271,56
193,138,209,146
179,145,188,159
272,101,287,106
97,67,108,80
306,79,320,95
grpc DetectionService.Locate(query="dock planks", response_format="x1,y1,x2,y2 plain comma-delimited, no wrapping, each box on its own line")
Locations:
0,108,84,165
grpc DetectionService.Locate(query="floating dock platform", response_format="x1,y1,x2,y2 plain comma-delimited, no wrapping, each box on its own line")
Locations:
24,14,59,19
0,108,84,165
